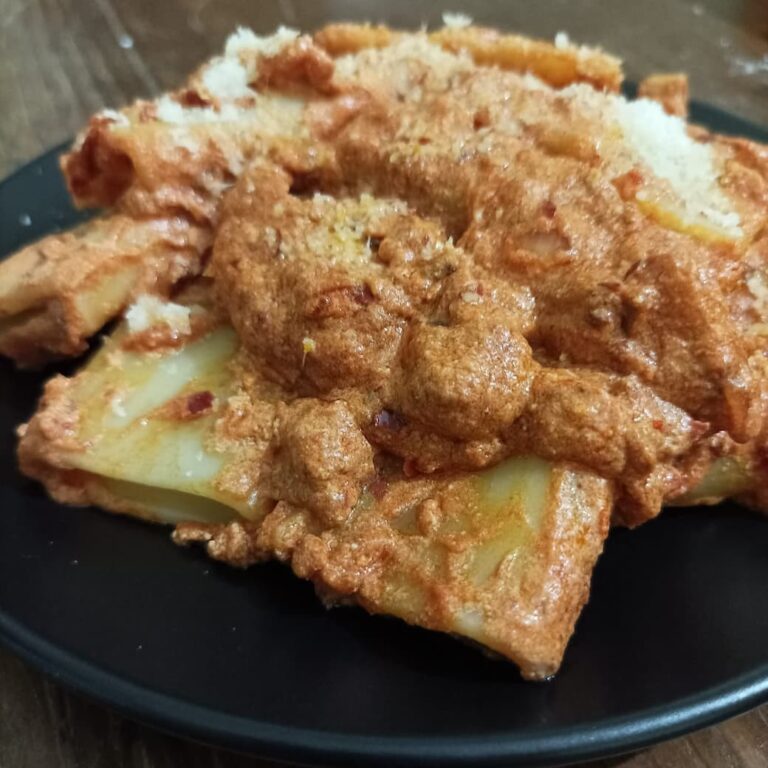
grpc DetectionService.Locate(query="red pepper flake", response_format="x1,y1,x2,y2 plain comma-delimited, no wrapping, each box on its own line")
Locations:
187,391,214,415
652,419,664,431
756,445,768,476
372,409,407,431
369,477,389,500
541,200,557,218
178,88,211,108
612,169,644,201
352,283,375,305
160,390,216,422
473,107,491,130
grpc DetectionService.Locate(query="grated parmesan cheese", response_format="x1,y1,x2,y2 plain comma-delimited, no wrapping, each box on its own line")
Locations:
612,96,742,236
224,25,299,59
554,31,571,49
98,108,130,127
154,24,308,134
559,83,742,237
442,12,473,28
201,56,252,100
301,194,409,266
155,96,237,124
126,295,191,336
747,272,768,316
169,127,201,153
154,93,307,136
334,35,472,90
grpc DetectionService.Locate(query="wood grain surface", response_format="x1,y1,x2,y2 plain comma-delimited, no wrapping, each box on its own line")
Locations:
1,1,767,766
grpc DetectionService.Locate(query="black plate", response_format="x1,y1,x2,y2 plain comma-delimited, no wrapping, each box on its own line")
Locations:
2,103,768,768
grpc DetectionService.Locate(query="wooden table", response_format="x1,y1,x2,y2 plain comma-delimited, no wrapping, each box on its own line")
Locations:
1,1,767,765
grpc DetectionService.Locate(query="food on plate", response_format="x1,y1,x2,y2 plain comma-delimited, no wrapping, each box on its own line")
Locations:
19,285,612,679
0,21,627,366
0,216,208,366
8,18,768,677
316,22,623,90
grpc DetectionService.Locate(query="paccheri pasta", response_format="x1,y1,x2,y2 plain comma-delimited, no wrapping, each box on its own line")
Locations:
6,20,768,678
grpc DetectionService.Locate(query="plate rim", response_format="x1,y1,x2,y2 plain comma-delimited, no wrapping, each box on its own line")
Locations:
3,603,768,767
2,101,768,767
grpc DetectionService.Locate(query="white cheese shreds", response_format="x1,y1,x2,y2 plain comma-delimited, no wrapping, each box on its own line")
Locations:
224,25,299,58
193,27,300,106
155,96,200,124
157,26,304,124
554,31,571,49
336,34,473,85
442,12,473,28
747,272,768,316
518,72,549,91
98,109,130,126
154,93,306,135
560,83,741,237
201,56,252,100
612,97,742,236
155,96,247,124
126,295,191,336
169,127,202,153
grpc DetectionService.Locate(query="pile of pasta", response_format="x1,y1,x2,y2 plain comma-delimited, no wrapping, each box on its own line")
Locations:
5,20,768,679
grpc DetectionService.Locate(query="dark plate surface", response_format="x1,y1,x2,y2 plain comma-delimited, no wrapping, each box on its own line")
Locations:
1,106,768,768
